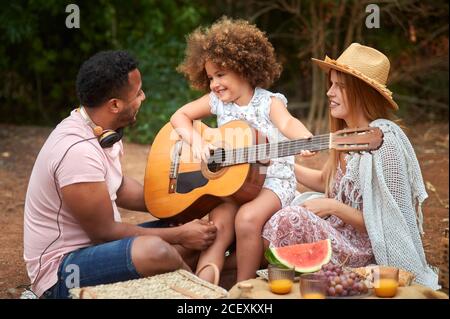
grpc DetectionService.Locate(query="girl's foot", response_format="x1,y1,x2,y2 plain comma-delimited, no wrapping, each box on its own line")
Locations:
195,262,220,285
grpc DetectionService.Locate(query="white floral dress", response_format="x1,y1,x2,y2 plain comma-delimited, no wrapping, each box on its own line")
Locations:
209,87,297,207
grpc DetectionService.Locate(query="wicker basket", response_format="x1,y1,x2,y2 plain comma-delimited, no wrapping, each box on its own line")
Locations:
69,269,228,299
438,227,449,290
351,265,416,288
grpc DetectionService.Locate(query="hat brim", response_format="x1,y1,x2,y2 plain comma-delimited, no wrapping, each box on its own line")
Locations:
311,57,399,110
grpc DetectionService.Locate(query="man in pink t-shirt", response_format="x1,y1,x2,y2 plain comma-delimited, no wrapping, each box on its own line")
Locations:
23,51,217,298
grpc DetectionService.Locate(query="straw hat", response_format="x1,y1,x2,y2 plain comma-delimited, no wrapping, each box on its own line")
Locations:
311,43,398,110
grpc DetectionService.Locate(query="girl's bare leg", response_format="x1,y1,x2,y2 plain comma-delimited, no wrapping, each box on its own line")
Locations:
235,188,281,282
195,201,238,283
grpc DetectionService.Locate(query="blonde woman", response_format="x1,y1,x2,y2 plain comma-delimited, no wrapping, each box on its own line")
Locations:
262,43,439,289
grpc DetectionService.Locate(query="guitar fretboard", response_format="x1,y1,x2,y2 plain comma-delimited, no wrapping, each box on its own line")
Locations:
208,134,331,167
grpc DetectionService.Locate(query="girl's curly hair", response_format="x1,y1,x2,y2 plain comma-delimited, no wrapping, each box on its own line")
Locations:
177,17,282,92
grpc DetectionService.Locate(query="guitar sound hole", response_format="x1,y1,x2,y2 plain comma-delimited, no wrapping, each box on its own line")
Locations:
207,148,225,173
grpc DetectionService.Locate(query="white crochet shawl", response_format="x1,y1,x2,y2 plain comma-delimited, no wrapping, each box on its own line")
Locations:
336,119,439,289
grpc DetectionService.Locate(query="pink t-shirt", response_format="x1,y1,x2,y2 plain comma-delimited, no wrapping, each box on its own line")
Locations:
23,109,124,297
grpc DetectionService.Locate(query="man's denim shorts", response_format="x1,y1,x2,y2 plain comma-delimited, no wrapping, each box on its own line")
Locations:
42,220,171,299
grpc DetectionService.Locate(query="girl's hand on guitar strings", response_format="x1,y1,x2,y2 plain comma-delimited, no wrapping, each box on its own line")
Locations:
299,150,316,157
299,135,316,157
200,142,217,163
192,140,217,163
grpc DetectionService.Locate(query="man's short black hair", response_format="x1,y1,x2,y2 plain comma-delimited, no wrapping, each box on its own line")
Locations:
76,50,138,108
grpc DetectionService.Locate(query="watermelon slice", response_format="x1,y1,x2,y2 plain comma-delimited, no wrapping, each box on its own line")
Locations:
265,239,332,273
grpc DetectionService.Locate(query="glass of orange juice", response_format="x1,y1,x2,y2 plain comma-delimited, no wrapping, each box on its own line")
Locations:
299,273,327,299
268,264,295,294
372,266,399,298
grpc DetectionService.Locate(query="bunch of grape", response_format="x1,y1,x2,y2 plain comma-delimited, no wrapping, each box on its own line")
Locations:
317,263,369,297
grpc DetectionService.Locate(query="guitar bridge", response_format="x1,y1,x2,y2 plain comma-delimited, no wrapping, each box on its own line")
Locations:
168,179,177,193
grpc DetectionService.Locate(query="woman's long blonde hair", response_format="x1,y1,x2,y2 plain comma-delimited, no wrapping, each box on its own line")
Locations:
323,71,401,196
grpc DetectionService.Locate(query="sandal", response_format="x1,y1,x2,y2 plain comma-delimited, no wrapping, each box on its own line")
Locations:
195,262,220,286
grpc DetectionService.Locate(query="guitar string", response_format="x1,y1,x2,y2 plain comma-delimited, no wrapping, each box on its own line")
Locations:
211,139,332,166
171,130,376,171
226,142,333,166
216,134,331,160
170,138,332,174
212,144,334,168
208,134,332,166
212,137,370,168
209,130,375,165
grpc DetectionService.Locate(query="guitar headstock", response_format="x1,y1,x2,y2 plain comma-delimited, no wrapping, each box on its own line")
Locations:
331,127,384,153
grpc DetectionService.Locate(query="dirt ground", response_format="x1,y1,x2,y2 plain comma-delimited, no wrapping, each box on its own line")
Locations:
0,121,448,298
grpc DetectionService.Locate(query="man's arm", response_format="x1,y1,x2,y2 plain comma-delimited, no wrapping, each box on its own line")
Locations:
61,181,217,249
115,176,147,212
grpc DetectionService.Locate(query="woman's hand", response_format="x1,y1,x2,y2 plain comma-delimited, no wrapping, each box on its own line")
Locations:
301,198,342,219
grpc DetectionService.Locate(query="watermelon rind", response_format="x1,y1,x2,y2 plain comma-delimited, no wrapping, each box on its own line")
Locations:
265,239,332,273
264,249,284,268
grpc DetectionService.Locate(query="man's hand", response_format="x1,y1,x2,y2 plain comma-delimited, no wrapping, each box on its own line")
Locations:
177,219,217,250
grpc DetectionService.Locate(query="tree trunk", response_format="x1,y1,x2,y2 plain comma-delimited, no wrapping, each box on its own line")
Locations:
332,0,346,58
307,1,319,131
35,71,49,123
307,1,327,134
344,1,361,48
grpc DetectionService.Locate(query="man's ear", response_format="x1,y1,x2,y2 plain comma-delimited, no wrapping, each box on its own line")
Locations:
107,98,121,114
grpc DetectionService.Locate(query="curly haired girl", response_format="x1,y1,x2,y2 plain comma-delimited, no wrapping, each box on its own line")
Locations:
171,17,312,283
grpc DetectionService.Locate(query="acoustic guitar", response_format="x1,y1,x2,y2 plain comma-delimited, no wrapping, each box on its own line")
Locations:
144,120,383,223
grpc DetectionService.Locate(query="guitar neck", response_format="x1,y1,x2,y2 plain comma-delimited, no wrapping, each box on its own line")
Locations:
211,134,331,166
